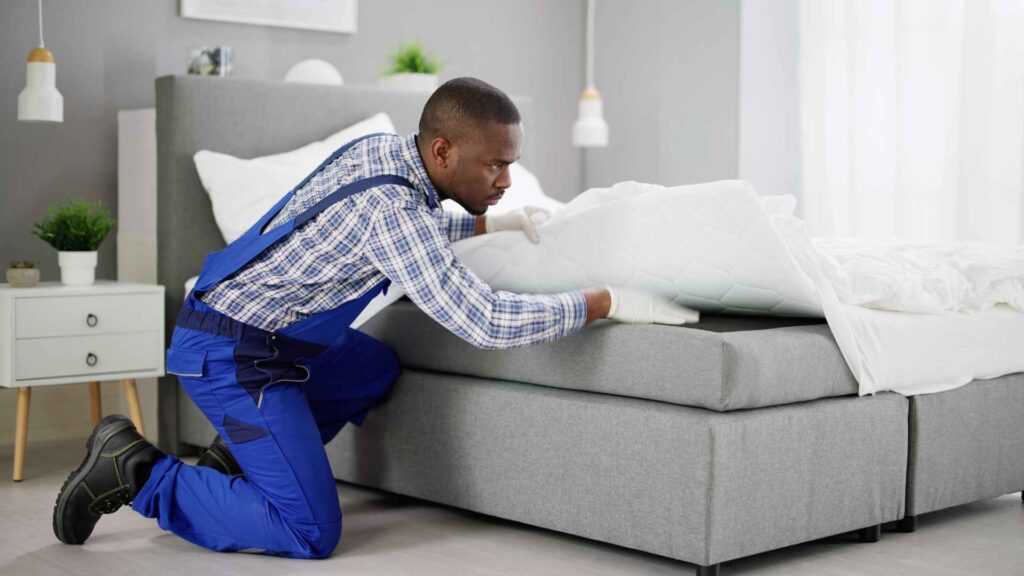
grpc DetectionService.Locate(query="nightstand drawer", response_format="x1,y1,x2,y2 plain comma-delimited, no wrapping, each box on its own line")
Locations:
15,293,161,339
15,332,162,381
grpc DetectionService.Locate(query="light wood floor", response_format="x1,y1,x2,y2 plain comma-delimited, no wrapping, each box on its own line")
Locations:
1,439,1021,576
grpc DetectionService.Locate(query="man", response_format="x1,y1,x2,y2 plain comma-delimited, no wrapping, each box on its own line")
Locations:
53,77,695,557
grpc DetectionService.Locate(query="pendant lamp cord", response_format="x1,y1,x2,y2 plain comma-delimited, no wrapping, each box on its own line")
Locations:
37,0,45,47
585,0,595,90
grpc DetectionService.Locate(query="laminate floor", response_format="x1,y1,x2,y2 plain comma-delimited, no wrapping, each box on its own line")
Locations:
1,439,1021,576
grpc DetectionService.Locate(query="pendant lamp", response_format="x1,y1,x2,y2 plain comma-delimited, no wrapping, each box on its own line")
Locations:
572,0,608,147
18,0,63,123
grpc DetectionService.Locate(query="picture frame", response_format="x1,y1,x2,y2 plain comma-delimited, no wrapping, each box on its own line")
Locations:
180,0,358,34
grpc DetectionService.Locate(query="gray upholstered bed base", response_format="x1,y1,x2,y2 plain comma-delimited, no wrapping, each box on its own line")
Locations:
157,75,1024,574
905,373,1024,522
177,371,910,567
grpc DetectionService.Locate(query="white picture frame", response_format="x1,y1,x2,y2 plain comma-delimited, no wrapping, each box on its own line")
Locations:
180,0,358,34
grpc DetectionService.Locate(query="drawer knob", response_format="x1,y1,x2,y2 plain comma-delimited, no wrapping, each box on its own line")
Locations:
86,353,98,367
86,313,98,327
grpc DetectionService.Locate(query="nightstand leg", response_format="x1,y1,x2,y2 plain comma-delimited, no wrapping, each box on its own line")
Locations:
13,387,31,482
122,379,145,437
89,381,102,426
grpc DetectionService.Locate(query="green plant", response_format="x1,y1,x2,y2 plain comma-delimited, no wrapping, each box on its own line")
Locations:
8,260,36,269
32,199,116,252
384,41,442,75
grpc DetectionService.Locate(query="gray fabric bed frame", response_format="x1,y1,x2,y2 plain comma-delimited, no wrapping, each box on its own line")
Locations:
155,75,1024,575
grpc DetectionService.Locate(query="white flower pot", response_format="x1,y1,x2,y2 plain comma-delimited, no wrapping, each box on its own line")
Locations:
377,73,439,92
58,251,98,286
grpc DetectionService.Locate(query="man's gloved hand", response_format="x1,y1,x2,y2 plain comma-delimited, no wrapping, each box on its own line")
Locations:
605,286,700,325
484,206,553,244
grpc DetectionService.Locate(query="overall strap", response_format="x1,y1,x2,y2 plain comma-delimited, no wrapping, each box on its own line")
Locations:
238,132,392,243
192,172,415,297
293,175,413,227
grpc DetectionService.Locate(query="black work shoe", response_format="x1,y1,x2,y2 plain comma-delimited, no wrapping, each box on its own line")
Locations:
53,414,164,545
195,434,245,478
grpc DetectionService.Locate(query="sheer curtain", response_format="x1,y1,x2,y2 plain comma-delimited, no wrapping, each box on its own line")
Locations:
799,0,1024,244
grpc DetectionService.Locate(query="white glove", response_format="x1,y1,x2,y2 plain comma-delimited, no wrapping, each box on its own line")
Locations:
605,286,700,325
484,206,553,244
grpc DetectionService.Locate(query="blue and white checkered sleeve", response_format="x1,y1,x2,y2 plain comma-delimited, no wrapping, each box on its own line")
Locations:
366,201,588,350
441,210,478,242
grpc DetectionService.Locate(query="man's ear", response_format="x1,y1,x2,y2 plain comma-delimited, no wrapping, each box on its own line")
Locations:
430,136,453,170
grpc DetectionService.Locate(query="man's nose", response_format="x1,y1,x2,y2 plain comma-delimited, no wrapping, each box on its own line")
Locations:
495,166,512,190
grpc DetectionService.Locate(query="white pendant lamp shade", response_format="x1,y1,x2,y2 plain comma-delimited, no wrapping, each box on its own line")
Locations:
573,88,609,147
18,46,63,123
573,0,608,147
18,0,62,123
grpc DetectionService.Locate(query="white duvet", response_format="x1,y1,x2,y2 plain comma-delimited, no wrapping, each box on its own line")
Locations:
187,178,1024,398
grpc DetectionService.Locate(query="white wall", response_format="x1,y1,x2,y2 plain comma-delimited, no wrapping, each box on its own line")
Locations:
739,0,802,209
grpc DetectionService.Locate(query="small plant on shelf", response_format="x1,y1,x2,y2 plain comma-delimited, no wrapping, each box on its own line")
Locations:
32,199,116,252
385,41,442,75
31,199,116,286
378,41,443,92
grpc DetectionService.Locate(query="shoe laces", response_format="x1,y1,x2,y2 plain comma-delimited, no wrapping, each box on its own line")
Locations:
88,483,132,515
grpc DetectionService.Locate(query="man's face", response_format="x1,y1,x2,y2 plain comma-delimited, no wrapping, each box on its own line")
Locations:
432,122,523,216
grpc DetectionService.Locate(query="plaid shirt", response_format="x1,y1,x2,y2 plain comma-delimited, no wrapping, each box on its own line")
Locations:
200,134,588,349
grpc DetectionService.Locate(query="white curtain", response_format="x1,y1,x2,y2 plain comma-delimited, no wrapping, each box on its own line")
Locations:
799,0,1024,244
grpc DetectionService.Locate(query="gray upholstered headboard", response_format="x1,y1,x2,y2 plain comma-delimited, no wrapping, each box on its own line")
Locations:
154,74,533,451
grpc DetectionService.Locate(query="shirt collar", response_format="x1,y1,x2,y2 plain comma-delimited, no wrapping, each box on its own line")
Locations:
399,134,441,210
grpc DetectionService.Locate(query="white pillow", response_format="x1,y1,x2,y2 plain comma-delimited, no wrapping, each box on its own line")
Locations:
443,162,564,218
193,113,397,244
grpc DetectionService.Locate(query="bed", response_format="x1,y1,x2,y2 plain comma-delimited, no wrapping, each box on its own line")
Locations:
156,74,1024,575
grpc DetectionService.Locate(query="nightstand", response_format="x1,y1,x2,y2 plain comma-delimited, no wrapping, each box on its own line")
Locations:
0,281,165,481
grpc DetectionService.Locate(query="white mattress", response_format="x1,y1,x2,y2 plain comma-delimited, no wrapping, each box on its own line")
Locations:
452,180,823,317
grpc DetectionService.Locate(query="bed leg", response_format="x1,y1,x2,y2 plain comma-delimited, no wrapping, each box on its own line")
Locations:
858,524,881,543
695,564,720,576
897,515,917,533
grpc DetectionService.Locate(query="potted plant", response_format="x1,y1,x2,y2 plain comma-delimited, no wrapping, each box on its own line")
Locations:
32,199,116,286
377,41,442,92
6,261,40,287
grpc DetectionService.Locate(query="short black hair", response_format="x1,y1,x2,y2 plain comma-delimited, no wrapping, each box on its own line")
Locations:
418,77,521,143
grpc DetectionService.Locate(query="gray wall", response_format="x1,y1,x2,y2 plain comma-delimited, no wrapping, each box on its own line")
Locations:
583,0,742,189
0,0,585,282
581,0,802,206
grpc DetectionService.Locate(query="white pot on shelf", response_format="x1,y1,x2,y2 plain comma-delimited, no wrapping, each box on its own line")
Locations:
58,251,97,286
377,73,439,92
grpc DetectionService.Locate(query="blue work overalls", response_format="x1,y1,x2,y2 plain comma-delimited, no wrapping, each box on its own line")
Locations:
131,135,411,558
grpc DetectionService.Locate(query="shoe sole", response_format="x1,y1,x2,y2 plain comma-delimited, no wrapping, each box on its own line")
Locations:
52,415,135,545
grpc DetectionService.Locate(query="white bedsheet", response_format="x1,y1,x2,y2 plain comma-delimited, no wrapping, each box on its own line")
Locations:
773,215,1024,395
184,179,1024,397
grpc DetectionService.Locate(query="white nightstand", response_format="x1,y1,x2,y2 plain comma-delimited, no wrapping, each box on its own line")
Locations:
0,281,165,481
